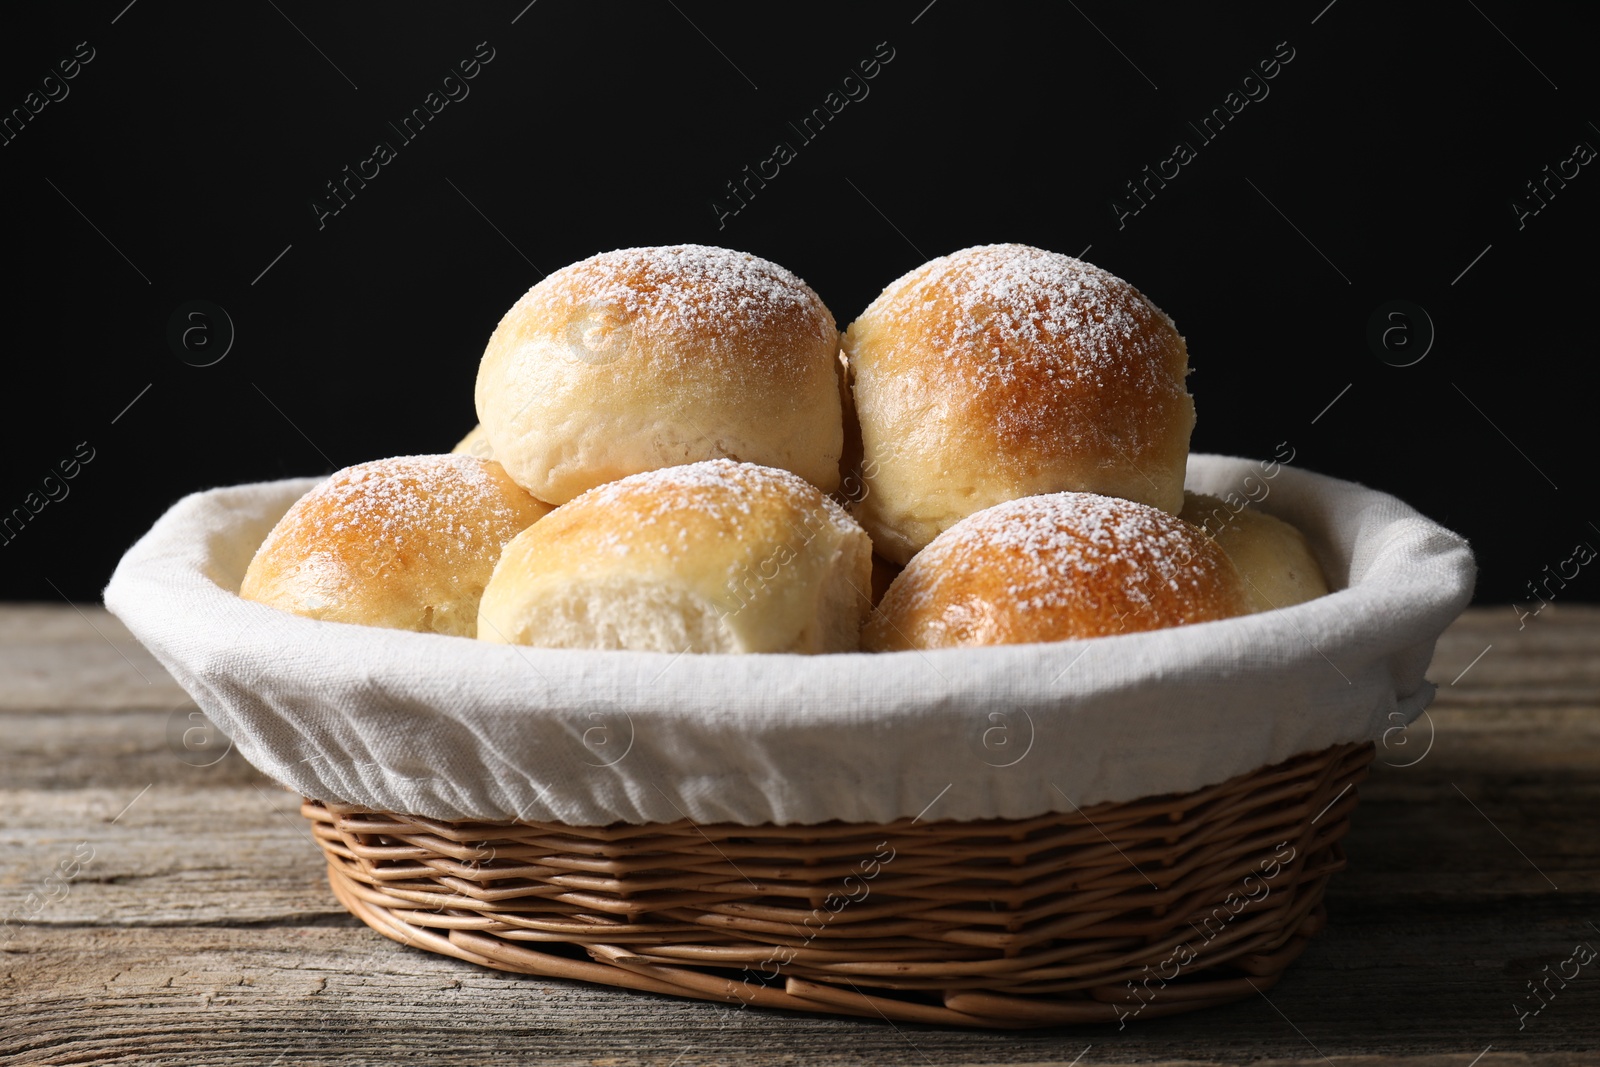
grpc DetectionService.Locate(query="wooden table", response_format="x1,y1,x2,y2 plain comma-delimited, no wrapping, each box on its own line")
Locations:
2,604,1595,1065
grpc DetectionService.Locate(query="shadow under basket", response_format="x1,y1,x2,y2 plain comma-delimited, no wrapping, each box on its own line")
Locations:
302,741,1374,1028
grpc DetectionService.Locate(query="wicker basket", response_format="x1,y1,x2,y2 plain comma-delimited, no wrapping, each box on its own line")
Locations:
302,739,1373,1028
103,459,1472,1027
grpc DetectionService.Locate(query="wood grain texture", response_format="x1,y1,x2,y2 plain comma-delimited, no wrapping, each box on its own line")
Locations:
1,605,1596,1065
0,603,192,712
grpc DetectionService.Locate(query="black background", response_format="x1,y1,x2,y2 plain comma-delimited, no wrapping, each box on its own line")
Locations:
1,1,1592,608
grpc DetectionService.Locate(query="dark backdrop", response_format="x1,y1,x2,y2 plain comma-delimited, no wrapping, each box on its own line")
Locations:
1,1,1592,609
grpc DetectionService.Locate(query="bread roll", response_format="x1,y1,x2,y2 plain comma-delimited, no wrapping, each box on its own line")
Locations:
863,492,1249,651
844,244,1195,564
239,455,550,637
475,245,844,504
478,460,871,653
452,423,494,461
1180,492,1329,612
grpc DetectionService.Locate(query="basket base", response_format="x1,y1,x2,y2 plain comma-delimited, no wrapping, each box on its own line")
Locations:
304,741,1373,1028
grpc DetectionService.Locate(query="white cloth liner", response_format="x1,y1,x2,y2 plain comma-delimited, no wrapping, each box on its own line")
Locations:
103,455,1475,827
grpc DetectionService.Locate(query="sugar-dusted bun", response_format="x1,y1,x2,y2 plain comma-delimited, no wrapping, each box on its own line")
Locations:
451,423,494,461
476,245,843,504
1181,492,1330,612
479,460,871,653
240,455,550,637
844,244,1195,564
863,492,1249,651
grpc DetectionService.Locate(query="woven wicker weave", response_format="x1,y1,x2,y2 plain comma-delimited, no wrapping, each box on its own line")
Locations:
302,740,1373,1027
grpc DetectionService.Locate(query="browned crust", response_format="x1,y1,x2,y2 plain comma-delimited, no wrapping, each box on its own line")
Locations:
239,455,549,636
846,244,1193,487
864,493,1250,650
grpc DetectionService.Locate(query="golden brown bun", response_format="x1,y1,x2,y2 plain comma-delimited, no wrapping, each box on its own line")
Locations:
475,245,843,504
1180,492,1330,612
451,423,494,461
844,244,1195,564
239,455,550,637
863,492,1249,651
478,460,871,653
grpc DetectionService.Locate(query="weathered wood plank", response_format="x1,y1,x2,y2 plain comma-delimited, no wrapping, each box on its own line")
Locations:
2,901,1596,1065
0,785,339,927
0,604,193,712
1427,604,1600,701
0,710,269,790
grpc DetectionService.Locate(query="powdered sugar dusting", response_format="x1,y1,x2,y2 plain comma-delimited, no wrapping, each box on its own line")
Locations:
893,244,1174,384
895,492,1239,638
512,244,835,365
852,244,1190,459
292,454,537,571
570,459,859,559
